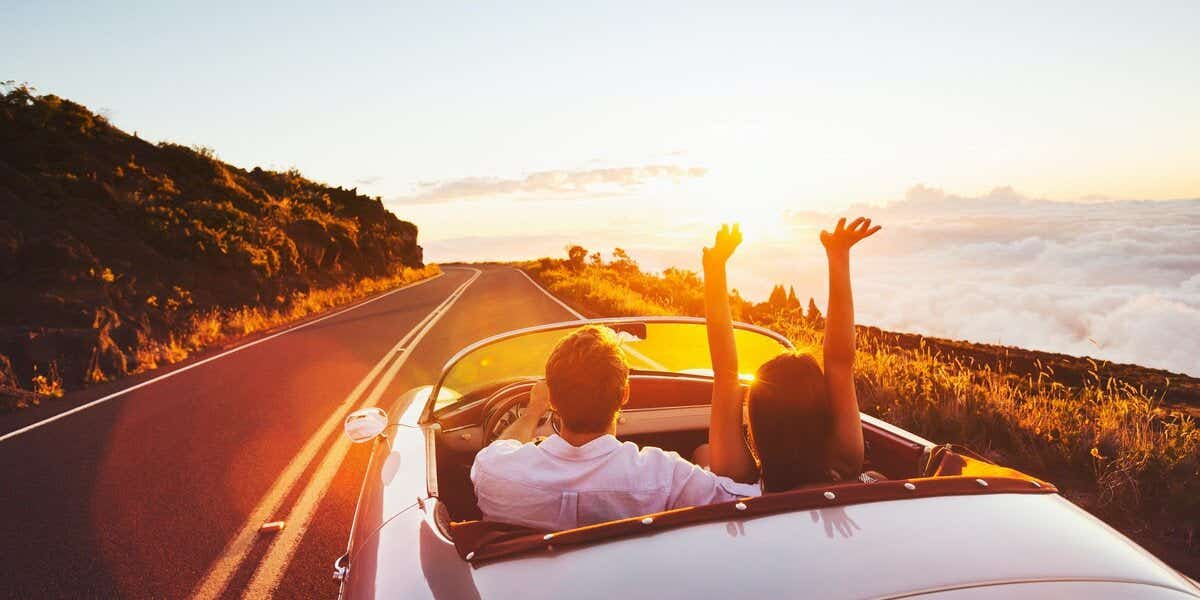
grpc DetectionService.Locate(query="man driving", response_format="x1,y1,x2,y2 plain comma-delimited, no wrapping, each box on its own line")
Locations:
470,325,760,531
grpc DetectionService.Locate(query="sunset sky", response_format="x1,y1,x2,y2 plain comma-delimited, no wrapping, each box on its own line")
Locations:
5,1,1199,373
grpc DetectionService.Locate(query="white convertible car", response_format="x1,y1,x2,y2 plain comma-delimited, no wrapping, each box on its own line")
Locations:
336,318,1200,599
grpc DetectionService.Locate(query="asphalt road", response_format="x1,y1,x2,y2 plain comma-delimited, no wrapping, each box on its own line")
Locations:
0,265,579,599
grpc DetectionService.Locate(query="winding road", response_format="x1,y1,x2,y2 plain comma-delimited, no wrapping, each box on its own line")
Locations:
0,265,579,599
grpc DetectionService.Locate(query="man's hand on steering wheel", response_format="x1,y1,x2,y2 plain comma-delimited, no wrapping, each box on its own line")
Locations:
491,379,554,444
528,380,552,418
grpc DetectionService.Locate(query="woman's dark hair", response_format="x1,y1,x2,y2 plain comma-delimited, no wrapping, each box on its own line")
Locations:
746,352,833,492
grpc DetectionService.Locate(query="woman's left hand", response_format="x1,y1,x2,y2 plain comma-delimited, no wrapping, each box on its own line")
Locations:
820,217,880,255
703,223,743,269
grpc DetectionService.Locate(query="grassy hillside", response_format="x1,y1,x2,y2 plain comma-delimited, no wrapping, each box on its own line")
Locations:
518,249,1199,573
0,84,438,408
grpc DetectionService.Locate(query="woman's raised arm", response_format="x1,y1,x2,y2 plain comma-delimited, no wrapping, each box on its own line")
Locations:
819,217,880,478
702,224,758,482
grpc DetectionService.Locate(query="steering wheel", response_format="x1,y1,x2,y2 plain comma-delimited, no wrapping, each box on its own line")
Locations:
480,379,561,445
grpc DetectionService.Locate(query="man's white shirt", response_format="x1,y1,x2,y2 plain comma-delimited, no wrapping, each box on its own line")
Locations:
470,434,762,531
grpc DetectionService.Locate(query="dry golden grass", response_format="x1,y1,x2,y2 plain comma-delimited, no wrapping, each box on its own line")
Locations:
132,264,441,372
30,363,65,398
521,256,1200,554
522,259,699,317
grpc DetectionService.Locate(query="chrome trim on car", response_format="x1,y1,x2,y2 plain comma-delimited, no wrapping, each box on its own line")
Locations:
860,413,935,448
343,427,395,556
425,423,440,498
421,496,456,545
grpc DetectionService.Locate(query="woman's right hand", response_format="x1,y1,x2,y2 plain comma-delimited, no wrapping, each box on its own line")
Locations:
703,223,742,270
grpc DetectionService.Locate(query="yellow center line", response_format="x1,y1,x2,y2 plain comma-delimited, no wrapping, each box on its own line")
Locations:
239,267,481,598
185,268,479,600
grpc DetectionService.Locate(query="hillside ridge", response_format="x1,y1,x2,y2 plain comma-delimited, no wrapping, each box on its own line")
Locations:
0,84,429,405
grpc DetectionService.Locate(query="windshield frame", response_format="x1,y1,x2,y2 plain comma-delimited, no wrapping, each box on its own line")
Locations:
421,316,794,423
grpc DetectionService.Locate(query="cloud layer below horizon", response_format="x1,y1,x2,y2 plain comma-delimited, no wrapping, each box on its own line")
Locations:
770,187,1200,376
423,185,1200,376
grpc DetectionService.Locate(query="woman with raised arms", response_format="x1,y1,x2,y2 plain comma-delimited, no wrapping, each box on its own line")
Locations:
701,217,881,491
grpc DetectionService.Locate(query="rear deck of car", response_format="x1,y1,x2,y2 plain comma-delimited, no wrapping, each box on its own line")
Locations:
435,493,1197,599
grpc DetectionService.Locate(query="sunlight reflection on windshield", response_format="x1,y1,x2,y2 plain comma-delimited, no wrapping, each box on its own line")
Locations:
434,322,789,412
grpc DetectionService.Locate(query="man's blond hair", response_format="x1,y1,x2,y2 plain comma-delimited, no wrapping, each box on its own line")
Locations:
545,326,630,433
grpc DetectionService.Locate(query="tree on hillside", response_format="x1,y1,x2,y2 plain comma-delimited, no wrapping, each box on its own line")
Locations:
787,286,801,311
806,297,823,324
768,284,788,308
730,288,750,321
611,247,639,274
663,267,701,288
589,251,603,267
566,245,588,271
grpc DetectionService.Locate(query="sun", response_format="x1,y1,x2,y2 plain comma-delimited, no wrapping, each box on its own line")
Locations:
641,172,801,244
691,199,793,243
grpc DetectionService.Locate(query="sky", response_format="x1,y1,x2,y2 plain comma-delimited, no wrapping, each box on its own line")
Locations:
4,1,1199,374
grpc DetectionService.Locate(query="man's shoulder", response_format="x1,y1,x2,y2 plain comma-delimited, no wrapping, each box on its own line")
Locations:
629,443,694,469
477,438,527,456
472,439,540,475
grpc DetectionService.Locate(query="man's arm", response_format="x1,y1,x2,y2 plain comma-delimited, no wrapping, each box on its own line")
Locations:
495,380,552,444
663,448,761,509
703,224,758,482
819,217,880,478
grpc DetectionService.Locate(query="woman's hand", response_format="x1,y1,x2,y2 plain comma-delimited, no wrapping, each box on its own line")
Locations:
820,217,880,255
703,223,743,270
820,216,876,479
702,222,757,482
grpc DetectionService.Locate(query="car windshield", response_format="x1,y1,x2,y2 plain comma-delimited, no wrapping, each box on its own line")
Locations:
431,319,793,413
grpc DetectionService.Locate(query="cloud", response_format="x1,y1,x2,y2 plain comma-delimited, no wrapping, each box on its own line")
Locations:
778,186,1200,375
418,182,1200,375
355,176,382,185
393,165,707,205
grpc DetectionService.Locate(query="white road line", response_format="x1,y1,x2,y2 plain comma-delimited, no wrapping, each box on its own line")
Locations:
515,267,585,319
240,268,481,598
186,268,479,600
514,268,669,371
0,272,446,444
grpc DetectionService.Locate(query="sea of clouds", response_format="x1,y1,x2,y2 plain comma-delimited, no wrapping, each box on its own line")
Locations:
754,186,1200,376
422,185,1200,376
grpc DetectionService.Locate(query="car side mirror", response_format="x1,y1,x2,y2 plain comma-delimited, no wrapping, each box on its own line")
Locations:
344,407,389,443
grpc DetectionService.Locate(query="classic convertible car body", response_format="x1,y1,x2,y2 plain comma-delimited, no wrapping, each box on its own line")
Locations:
336,318,1200,599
